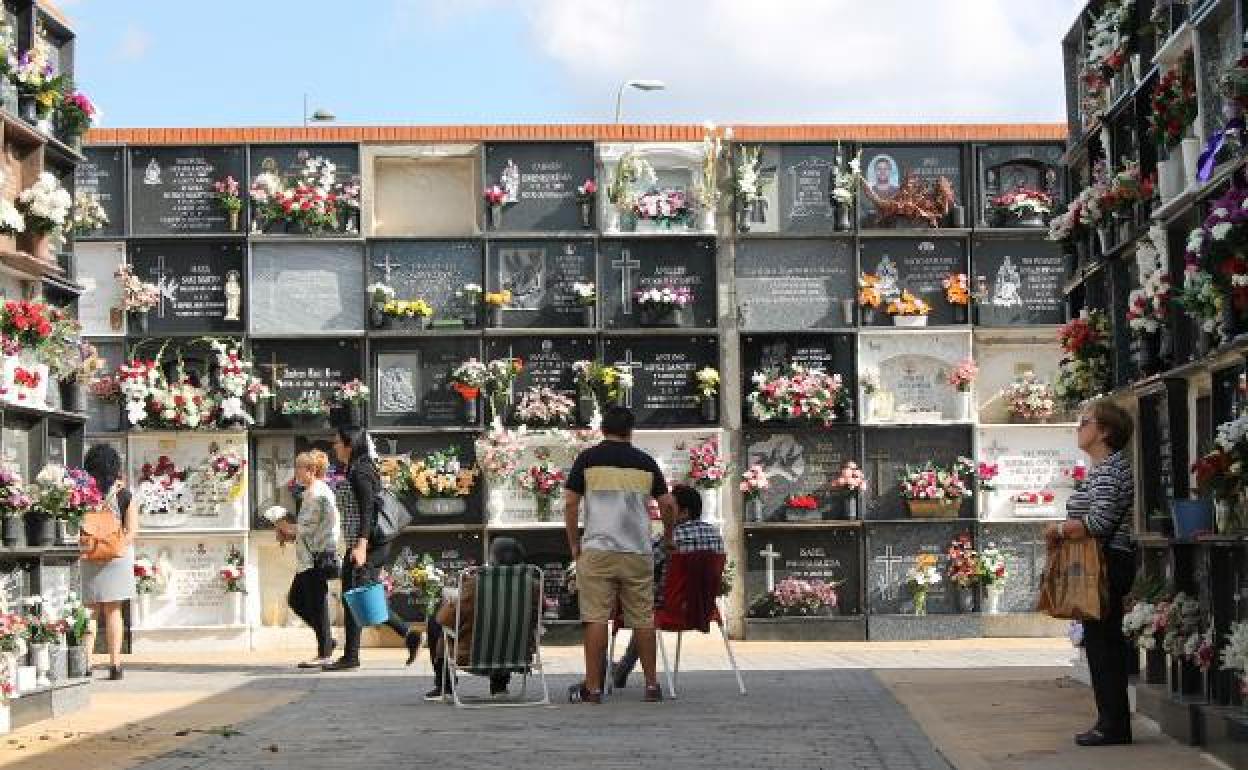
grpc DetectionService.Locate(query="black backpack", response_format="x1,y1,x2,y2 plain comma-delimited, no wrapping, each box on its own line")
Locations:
370,489,412,545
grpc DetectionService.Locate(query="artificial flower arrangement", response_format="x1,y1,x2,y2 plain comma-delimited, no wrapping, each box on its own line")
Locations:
0,465,30,520
201,446,247,504
898,457,976,504
395,553,446,610
905,554,942,613
281,393,330,417
749,577,839,618
135,456,190,517
367,282,397,307
518,451,566,519
1014,490,1057,505
858,273,883,311
735,145,764,206
1046,198,1086,245
635,285,693,310
117,358,217,430
747,363,849,427
1220,621,1248,691
450,358,487,404
16,172,72,237
946,533,979,588
514,386,577,429
571,360,633,411
830,148,862,208
830,461,866,495
1080,0,1130,101
8,27,63,118
1192,411,1248,503
988,187,1054,225
740,464,770,501
694,367,719,404
862,173,957,228
483,356,524,422
1181,184,1248,337
947,358,977,393
115,264,160,315
943,273,970,307
483,185,506,209
1104,160,1154,215
133,558,159,594
394,449,478,499
977,544,1008,586
71,191,108,235
1160,592,1201,658
484,289,512,309
1002,372,1058,423
211,340,267,425
1056,309,1111,409
335,379,369,406
686,437,727,489
383,298,434,320
213,176,243,223
976,461,999,490
473,424,526,483
633,188,690,226
1127,232,1171,336
250,156,358,233
1149,62,1198,150
1177,268,1225,338
29,464,99,525
785,494,819,512
59,90,96,140
885,290,931,317
575,179,597,205
571,282,596,307
220,545,245,593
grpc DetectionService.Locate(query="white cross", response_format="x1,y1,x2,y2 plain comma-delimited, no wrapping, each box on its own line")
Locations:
983,439,1009,457
612,248,641,314
150,254,172,319
373,252,400,284
873,545,905,600
612,349,642,408
759,543,782,592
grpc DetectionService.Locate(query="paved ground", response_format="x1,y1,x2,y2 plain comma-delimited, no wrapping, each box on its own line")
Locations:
0,638,1226,770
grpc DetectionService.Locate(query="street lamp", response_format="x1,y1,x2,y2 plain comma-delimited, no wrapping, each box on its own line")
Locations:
614,79,666,123
303,93,336,127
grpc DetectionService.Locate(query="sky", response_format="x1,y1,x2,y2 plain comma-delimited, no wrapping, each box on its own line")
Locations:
59,0,1085,128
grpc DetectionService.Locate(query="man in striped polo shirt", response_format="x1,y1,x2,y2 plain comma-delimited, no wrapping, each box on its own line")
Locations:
564,406,676,704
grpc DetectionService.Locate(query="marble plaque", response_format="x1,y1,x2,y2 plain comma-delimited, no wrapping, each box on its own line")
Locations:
372,156,477,237
977,426,1079,520
976,521,1051,612
865,521,969,614
736,239,855,329
745,529,862,616
133,535,248,628
75,241,126,336
130,434,250,532
250,242,365,332
743,429,860,522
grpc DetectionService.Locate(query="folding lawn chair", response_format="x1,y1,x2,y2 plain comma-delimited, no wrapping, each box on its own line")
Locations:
444,564,550,708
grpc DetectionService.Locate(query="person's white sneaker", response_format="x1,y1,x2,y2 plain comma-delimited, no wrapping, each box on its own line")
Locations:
297,656,333,669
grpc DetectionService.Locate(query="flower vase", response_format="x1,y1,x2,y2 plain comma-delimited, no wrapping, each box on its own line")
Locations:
861,307,876,326
1096,226,1112,255
746,497,764,522
737,203,752,233
701,397,718,424
25,511,55,547
134,592,151,627
17,94,36,124
55,518,78,546
226,591,244,626
892,315,927,327
862,393,875,422
956,390,973,421
228,209,240,232
984,584,1004,614
835,203,852,231
535,495,553,523
1157,157,1175,203
583,305,595,328
485,487,507,522
348,402,364,427
843,495,858,520
489,306,503,328
462,396,479,425
1181,137,1202,190
1216,498,1233,533
579,202,593,229
952,304,968,324
489,204,503,230
254,399,270,428
24,230,51,263
66,645,88,679
699,487,720,523
1115,211,1132,244
957,587,975,613
368,304,388,329
132,310,150,335
577,391,597,425
912,591,928,616
947,204,965,229
1,516,19,547
840,299,856,326
605,207,621,233
31,642,50,688
698,208,716,234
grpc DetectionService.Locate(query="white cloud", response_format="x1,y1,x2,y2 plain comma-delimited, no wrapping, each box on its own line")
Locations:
116,23,150,62
520,0,1084,123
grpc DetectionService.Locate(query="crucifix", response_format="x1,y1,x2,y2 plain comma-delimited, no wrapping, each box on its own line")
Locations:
866,448,890,496
373,252,400,284
260,352,288,389
612,248,641,315
612,349,642,408
150,253,173,319
982,438,1008,458
873,545,905,600
759,543,782,592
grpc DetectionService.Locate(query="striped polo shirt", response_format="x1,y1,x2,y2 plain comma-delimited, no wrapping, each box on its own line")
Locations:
1065,450,1134,552
566,440,669,555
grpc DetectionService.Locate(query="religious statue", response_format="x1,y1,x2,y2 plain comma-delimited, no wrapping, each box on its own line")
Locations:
991,256,1024,307
223,270,242,321
500,159,521,204
875,255,899,297
143,158,163,186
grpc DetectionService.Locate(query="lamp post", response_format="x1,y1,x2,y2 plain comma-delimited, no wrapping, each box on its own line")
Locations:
303,94,336,127
614,79,666,124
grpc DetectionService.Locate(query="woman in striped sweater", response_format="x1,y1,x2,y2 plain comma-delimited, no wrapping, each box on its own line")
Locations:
1045,399,1136,747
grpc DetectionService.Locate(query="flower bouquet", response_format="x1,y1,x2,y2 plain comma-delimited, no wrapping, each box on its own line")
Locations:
748,363,849,427
695,366,719,422
571,360,632,418
115,265,160,332
201,446,247,505
830,148,862,230
484,185,506,227
382,298,434,329
518,454,566,522
71,191,107,235
281,394,330,431
576,179,597,228
863,173,958,228
1003,372,1057,423
484,356,523,425
334,379,369,424
0,466,30,547
898,458,973,518
1056,310,1111,409
395,449,478,516
905,554,942,615
136,456,191,527
740,464,770,522
15,172,71,260
947,358,977,420
785,494,821,522
451,358,487,424
214,176,243,231
988,187,1053,227
515,386,576,429
30,464,99,544
572,281,596,326
1149,64,1197,151
946,533,980,610
885,291,931,326
735,145,765,230
484,290,511,326
635,285,693,327
749,577,839,618
858,273,883,324
943,273,971,323
687,437,727,490
978,544,1008,612
1220,621,1248,694
830,461,866,519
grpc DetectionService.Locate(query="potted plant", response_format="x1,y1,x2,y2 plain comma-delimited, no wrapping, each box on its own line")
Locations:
484,290,511,328
978,544,1008,614
15,172,71,262
133,558,158,626
484,357,523,426
687,437,726,522
366,283,397,329
518,455,566,522
749,578,839,618
61,593,90,678
886,290,931,327
747,363,848,427
572,282,596,327
383,298,433,330
946,359,977,421
695,367,720,423
988,187,1053,228
945,533,979,613
220,546,245,625
514,386,576,429
334,379,369,426
484,185,506,230
457,283,483,327
10,31,61,127
115,264,159,334
635,285,693,327
0,466,28,547
830,147,862,231
943,273,970,324
830,461,866,520
857,273,883,325
905,554,942,616
450,359,487,424
1003,372,1056,424
281,394,330,432
740,465,769,522
395,449,478,517
898,458,973,519
575,179,597,229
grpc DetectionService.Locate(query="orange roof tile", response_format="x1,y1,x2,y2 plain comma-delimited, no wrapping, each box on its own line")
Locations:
86,123,1067,145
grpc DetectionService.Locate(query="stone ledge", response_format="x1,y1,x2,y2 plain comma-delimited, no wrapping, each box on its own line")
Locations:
868,614,982,641
745,616,867,642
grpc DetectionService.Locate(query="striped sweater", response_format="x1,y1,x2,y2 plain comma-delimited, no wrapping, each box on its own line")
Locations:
1065,450,1134,552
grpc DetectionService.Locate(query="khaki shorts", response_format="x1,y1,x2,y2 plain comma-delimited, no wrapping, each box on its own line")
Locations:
577,548,654,629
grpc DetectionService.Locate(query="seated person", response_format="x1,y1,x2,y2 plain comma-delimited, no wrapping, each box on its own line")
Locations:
425,537,532,700
611,484,725,689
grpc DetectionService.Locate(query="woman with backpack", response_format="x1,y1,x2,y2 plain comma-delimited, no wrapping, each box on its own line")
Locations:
322,426,421,671
80,443,139,681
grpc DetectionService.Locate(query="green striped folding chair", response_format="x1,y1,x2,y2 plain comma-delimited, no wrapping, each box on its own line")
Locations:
445,564,550,708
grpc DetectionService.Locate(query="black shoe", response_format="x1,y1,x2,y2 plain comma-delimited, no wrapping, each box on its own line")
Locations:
322,658,361,672
610,663,628,690
424,685,446,701
1075,728,1131,747
108,665,123,681
405,630,422,667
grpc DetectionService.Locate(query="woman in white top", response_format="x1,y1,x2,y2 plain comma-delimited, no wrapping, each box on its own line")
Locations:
277,450,342,668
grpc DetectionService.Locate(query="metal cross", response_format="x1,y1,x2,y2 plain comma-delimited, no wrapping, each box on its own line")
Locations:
866,448,890,496
373,252,400,284
260,352,287,388
150,253,172,319
873,545,905,600
612,248,641,314
612,349,642,408
759,543,782,592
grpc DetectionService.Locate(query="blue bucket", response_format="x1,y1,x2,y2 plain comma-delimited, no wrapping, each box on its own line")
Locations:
343,582,389,627
1171,498,1213,540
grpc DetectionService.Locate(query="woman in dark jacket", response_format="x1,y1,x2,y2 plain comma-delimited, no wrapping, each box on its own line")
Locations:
1045,399,1136,747
323,426,421,671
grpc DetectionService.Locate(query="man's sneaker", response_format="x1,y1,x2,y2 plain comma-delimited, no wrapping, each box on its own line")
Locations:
643,684,663,702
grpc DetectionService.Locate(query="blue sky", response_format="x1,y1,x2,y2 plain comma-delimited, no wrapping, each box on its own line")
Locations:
63,0,1084,128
